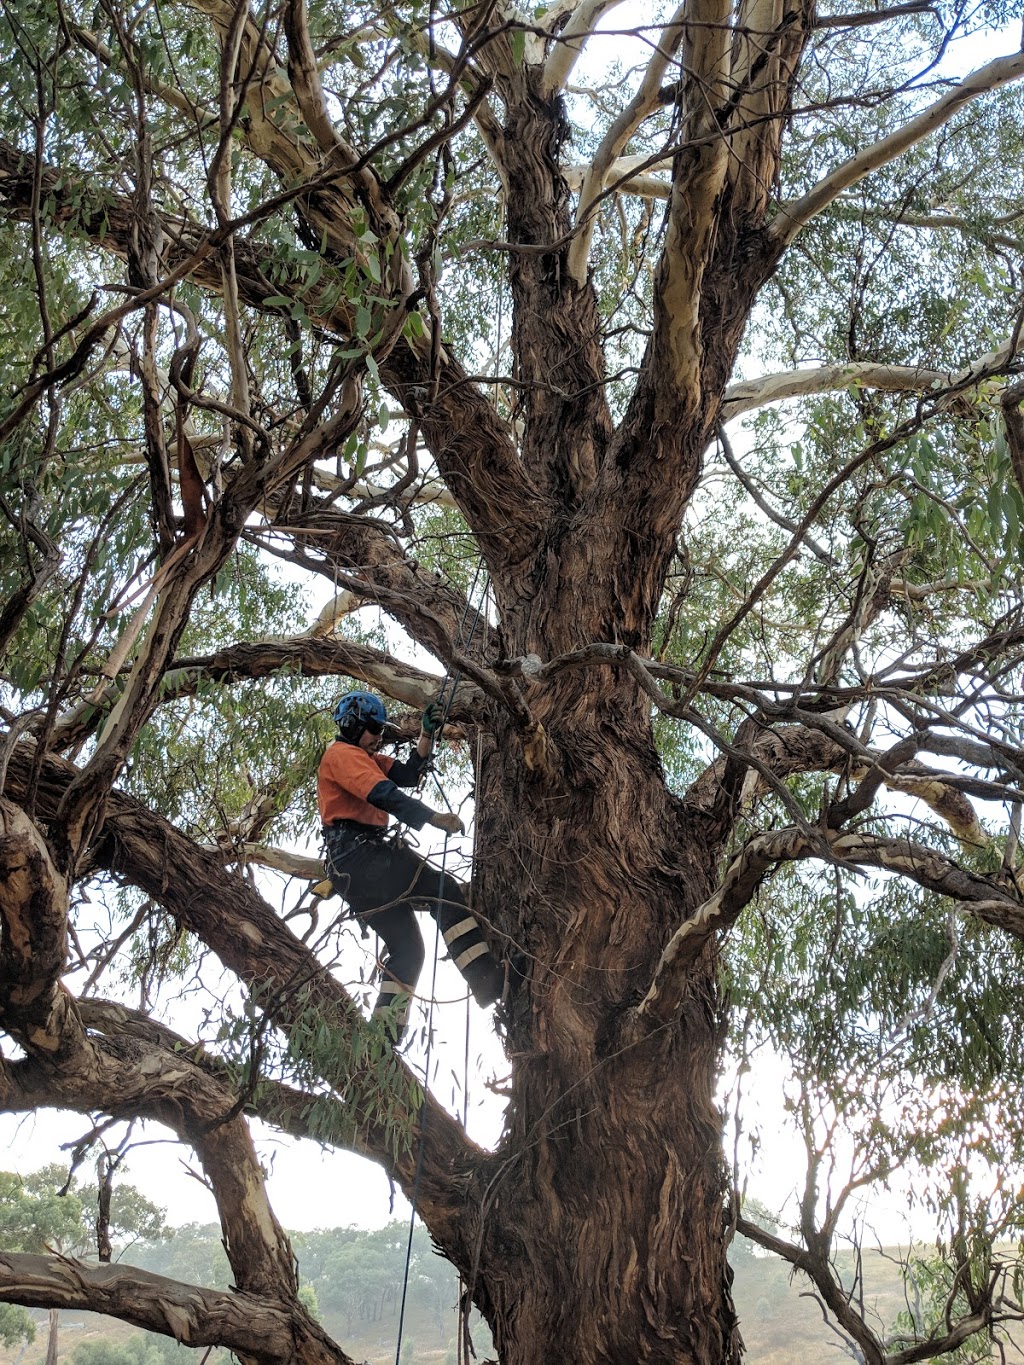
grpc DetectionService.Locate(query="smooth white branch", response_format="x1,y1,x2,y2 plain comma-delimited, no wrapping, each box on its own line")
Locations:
540,0,630,96
772,49,1024,248
657,0,733,395
566,4,687,285
563,153,673,198
722,338,1020,421
233,843,324,880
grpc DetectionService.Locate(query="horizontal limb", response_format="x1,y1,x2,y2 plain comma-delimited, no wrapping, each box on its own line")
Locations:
721,340,1022,422
0,1253,352,1365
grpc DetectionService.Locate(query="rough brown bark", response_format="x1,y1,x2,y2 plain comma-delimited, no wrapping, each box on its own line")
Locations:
453,423,746,1356
0,1254,353,1365
433,147,765,1335
469,680,739,1364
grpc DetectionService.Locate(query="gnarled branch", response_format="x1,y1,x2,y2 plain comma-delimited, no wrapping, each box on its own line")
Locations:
3,743,484,1254
0,1253,351,1365
629,824,1024,1036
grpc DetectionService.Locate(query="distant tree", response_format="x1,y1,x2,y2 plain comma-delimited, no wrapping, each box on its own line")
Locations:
0,1166,165,1365
0,1166,90,1365
0,1303,35,1350
73,1340,149,1365
0,1163,166,1258
0,1166,87,1252
298,1284,322,1323
73,1333,229,1365
130,1224,231,1290
729,1197,781,1265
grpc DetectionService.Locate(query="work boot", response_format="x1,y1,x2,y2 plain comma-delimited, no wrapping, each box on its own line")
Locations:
372,982,411,1044
463,956,505,1009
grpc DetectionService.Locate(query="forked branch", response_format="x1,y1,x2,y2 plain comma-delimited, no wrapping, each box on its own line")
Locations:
566,4,686,286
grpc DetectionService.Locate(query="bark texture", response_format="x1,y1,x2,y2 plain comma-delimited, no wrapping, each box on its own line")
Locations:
0,1255,352,1365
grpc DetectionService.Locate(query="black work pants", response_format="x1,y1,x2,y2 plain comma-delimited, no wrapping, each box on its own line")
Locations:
325,831,502,1037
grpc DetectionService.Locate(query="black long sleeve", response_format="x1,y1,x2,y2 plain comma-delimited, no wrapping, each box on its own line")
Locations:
387,749,430,787
366,779,434,829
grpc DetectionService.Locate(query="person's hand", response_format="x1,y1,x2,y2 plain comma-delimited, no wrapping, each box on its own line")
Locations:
430,810,464,836
420,700,444,737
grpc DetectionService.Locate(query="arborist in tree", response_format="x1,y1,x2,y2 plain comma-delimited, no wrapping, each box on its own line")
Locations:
319,690,505,1042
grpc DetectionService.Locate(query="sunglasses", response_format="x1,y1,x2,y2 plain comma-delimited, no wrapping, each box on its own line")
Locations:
363,719,385,735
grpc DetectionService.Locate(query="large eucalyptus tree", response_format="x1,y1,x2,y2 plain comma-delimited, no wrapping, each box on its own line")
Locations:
2,0,1024,1359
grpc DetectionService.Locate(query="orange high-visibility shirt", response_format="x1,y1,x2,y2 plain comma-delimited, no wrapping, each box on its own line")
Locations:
318,742,396,827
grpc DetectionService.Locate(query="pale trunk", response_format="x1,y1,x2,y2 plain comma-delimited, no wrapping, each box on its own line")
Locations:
44,1308,59,1365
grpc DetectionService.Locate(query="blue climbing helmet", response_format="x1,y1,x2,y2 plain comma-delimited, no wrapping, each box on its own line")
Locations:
333,690,388,743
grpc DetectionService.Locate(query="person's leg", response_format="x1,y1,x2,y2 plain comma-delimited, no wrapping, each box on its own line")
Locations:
361,901,425,1041
327,839,428,1041
393,849,504,1008
331,837,503,1022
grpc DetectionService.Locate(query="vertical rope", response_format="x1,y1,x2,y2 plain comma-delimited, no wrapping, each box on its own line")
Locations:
393,837,447,1365
393,570,487,1363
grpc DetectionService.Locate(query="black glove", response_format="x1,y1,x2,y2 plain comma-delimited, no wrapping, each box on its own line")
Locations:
421,700,444,736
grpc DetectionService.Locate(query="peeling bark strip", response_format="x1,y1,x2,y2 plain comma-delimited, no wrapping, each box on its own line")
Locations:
0,1254,353,1365
0,800,68,1051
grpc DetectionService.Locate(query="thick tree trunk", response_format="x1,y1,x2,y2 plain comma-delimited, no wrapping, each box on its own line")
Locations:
431,279,748,1351
467,660,739,1363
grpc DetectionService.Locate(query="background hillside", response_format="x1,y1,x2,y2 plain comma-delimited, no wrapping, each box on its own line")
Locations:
3,1223,1022,1364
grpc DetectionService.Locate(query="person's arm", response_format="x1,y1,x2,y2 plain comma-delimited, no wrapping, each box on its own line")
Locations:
387,702,443,785
387,749,430,787
366,780,464,833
